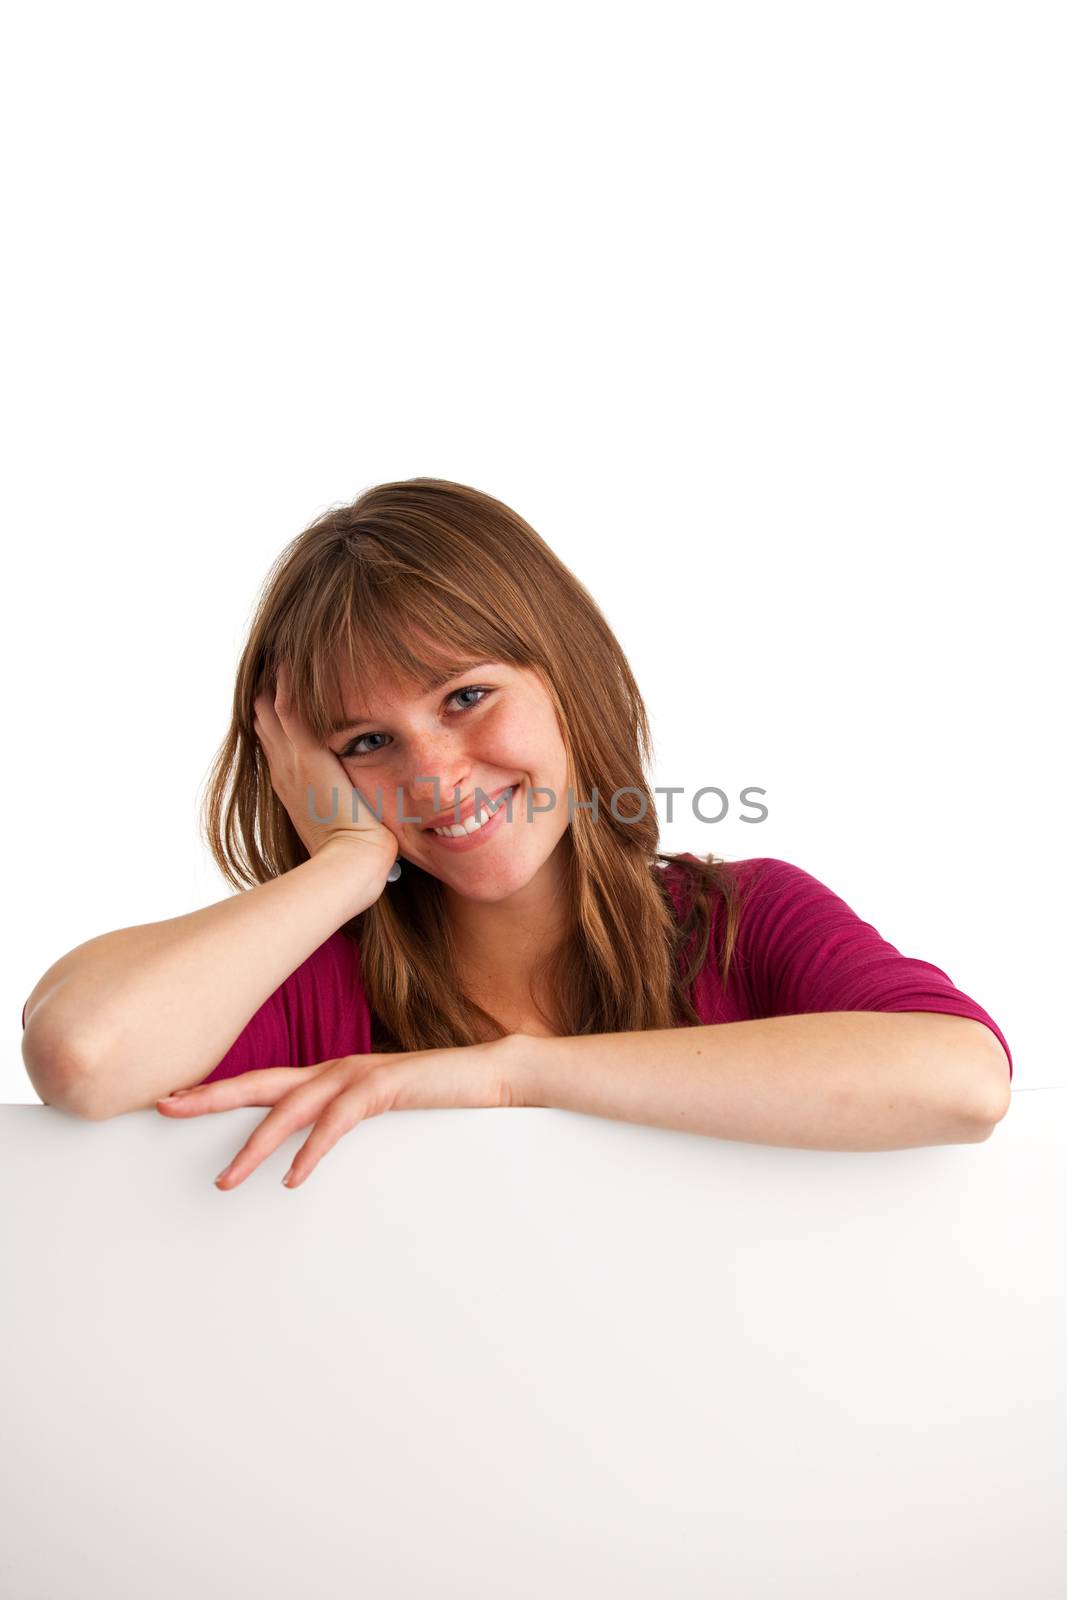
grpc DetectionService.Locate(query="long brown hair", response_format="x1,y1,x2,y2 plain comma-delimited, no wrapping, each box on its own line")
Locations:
200,478,747,1050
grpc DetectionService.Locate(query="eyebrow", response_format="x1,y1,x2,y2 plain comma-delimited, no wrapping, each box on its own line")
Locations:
328,660,499,736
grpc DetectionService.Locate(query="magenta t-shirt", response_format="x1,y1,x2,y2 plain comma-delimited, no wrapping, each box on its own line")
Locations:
192,854,1012,1085
22,856,1012,1084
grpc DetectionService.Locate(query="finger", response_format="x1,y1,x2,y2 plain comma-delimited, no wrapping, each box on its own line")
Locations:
282,1082,384,1188
253,689,283,738
274,660,292,714
271,665,314,747
156,1067,318,1114
213,1066,348,1188
155,1085,224,1115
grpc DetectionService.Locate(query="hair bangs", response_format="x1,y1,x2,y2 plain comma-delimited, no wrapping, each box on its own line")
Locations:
294,563,528,745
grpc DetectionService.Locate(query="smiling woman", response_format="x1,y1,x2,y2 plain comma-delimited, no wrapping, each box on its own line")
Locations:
200,477,707,1053
21,477,1012,1163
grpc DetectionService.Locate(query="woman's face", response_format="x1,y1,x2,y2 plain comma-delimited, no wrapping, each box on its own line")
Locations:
326,656,572,901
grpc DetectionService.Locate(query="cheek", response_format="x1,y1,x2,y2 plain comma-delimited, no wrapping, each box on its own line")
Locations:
511,713,570,802
488,704,563,767
345,771,399,821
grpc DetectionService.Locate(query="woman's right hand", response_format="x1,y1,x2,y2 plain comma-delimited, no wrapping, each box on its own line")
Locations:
253,661,401,877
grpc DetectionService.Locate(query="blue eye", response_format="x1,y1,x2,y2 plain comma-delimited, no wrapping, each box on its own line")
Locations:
338,685,493,760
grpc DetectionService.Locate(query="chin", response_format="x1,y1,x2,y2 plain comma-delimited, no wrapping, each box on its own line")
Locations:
444,850,547,900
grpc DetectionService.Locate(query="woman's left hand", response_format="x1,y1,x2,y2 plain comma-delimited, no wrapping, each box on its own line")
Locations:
155,1038,519,1190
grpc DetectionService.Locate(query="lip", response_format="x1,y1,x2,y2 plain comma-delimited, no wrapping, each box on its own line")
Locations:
421,783,517,831
423,783,520,851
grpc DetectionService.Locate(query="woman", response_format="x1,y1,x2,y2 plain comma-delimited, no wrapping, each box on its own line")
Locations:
21,478,1012,1184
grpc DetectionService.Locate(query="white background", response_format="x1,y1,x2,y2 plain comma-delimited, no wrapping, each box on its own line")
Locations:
5,2,1063,1101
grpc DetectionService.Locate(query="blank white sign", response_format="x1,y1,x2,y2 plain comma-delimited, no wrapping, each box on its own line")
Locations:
1,1089,1062,1598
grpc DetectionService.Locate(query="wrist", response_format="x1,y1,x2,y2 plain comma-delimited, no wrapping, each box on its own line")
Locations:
491,1030,554,1109
310,835,396,911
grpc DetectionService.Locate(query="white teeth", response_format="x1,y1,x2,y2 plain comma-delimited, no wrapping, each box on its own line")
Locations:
431,787,514,837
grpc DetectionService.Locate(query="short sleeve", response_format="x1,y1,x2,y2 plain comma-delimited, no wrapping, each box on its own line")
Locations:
200,928,373,1085
734,858,1013,1081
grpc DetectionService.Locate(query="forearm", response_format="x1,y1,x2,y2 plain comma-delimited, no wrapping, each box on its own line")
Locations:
506,1011,1009,1152
21,839,387,1117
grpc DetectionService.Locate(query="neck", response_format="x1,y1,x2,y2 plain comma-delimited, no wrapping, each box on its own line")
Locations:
442,837,572,1009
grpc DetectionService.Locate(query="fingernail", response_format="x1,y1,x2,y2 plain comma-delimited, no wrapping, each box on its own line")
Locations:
281,1166,295,1186
215,1163,236,1184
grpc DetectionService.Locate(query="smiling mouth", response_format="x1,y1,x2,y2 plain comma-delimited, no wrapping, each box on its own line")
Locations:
423,784,518,837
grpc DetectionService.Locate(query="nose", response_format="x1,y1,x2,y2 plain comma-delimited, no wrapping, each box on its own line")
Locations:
404,733,470,816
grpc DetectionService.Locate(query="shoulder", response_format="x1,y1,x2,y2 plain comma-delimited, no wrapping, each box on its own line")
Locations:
658,856,845,963
658,853,808,908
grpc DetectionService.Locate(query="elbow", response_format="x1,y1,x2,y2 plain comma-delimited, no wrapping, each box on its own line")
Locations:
911,1014,1011,1139
21,1014,112,1121
963,1029,1013,1135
